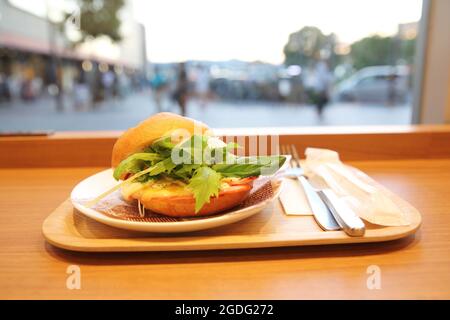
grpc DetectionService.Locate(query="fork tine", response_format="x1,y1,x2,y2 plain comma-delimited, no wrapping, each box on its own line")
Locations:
291,144,300,161
288,144,301,168
283,145,292,168
284,145,292,161
285,144,291,156
285,144,296,168
281,144,300,168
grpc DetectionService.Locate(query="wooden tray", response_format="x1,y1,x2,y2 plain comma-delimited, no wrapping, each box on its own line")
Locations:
42,181,422,252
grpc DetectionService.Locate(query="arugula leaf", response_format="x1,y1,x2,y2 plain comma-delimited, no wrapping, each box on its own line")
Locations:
91,158,175,207
113,153,162,180
212,155,286,177
147,157,177,176
171,135,209,165
211,163,263,177
177,134,209,150
159,135,240,166
127,157,177,183
151,135,176,157
170,164,200,180
236,155,285,165
187,166,222,213
204,141,240,165
176,137,240,165
135,174,157,183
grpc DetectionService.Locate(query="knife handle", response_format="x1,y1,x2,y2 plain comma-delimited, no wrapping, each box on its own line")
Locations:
318,189,366,237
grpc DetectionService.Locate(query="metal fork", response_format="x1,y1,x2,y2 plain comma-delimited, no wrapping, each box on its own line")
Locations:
281,145,340,231
281,144,365,237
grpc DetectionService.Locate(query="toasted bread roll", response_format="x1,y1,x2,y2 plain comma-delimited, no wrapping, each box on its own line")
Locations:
111,112,210,167
122,178,255,217
140,184,252,217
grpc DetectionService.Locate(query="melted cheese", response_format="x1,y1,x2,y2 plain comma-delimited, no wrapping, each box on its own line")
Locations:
121,177,232,201
121,182,148,201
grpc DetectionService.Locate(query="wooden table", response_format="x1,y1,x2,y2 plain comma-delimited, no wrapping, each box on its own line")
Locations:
1,126,450,299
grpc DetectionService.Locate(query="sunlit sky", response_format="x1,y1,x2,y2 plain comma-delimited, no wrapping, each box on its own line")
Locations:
9,0,423,64
132,0,422,64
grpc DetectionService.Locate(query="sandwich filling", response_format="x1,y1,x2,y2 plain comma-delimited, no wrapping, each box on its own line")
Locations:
111,134,286,213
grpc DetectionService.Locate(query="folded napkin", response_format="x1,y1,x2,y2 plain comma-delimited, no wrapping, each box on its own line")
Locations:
279,178,313,216
302,148,410,226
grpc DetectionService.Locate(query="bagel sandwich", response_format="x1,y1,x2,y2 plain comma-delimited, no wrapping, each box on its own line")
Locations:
93,112,286,217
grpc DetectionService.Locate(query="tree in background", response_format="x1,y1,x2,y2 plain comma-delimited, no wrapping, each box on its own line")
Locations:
283,26,338,67
55,0,125,108
350,35,416,70
398,38,416,65
64,0,125,44
350,36,394,70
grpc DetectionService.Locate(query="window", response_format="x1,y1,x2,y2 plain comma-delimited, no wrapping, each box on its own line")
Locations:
0,0,424,130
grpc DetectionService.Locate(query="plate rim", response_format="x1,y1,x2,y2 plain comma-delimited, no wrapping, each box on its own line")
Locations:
70,168,283,232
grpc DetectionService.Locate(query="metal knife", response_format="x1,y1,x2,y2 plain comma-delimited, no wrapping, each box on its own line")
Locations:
296,175,341,231
318,188,366,237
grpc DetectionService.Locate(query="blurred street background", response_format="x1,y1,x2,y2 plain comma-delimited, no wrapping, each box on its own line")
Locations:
0,0,422,130
0,93,410,130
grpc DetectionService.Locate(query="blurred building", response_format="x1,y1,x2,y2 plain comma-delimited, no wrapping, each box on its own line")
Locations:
0,0,146,103
0,0,146,69
397,22,418,40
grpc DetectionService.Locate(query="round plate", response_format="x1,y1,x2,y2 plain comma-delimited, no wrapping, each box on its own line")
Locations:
70,169,282,233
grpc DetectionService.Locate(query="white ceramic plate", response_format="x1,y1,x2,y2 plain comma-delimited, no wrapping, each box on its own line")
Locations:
70,169,282,233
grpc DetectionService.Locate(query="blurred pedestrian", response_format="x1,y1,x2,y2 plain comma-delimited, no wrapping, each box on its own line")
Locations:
173,63,189,116
21,67,36,101
73,72,91,111
0,73,11,103
278,78,291,102
150,66,167,112
102,68,115,100
195,65,210,109
305,61,332,117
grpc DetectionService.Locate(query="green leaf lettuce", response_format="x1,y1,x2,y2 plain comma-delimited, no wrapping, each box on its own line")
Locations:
187,166,222,213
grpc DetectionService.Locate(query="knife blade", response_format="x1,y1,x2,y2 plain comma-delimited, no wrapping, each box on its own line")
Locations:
318,188,366,237
296,175,341,231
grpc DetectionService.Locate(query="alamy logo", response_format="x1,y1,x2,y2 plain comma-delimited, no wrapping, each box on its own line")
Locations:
366,265,381,290
66,265,81,290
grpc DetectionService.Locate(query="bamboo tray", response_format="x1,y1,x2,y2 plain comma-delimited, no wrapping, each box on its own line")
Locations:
42,181,422,252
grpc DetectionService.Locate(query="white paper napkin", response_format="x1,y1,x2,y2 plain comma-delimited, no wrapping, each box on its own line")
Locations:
278,178,313,216
302,148,410,226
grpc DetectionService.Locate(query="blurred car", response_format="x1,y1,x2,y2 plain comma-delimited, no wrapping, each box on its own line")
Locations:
332,65,411,104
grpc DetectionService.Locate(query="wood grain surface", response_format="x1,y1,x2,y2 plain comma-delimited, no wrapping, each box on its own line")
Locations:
1,159,450,299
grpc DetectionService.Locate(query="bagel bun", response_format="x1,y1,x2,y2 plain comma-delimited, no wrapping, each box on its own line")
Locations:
122,178,255,217
111,112,210,167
